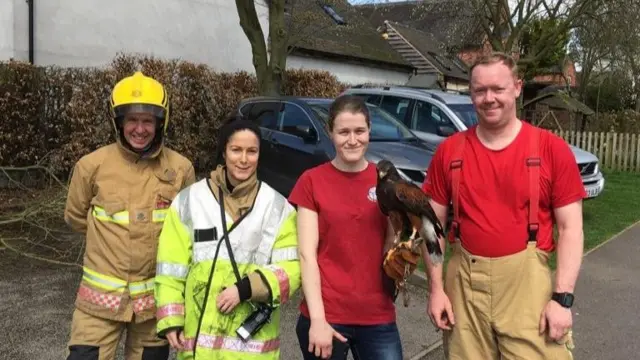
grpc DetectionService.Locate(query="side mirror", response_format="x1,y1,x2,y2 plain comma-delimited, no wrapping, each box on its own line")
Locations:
438,125,456,137
296,125,317,143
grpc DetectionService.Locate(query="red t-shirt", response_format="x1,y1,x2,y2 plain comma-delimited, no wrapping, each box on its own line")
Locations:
288,161,396,325
422,122,586,257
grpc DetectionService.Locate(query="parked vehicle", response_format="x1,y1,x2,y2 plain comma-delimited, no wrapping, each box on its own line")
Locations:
235,96,436,197
341,86,605,200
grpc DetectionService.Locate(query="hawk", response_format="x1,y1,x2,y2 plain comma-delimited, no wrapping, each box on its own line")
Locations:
375,160,445,265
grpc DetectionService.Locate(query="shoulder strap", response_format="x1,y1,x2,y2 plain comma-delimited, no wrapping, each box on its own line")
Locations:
526,127,541,243
449,132,467,242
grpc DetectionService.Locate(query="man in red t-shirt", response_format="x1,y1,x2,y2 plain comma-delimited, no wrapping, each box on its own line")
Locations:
421,52,585,359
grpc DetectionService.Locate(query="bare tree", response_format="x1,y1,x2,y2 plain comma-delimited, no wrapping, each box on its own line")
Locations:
605,0,640,110
568,3,615,101
235,0,286,96
235,0,349,96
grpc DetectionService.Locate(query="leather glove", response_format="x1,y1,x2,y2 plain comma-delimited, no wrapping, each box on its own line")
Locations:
383,240,421,282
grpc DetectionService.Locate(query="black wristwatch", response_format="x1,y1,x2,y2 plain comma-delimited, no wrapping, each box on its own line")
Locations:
551,292,575,308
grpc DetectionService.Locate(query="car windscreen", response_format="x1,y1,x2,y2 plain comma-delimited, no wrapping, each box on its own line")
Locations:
308,103,415,142
448,103,478,128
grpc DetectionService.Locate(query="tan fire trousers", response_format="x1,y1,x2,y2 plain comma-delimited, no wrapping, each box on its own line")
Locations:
67,308,168,360
442,242,575,360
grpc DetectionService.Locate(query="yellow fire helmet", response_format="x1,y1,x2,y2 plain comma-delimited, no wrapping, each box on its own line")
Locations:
110,71,169,156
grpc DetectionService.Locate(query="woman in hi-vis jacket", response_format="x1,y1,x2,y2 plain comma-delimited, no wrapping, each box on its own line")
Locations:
154,115,301,360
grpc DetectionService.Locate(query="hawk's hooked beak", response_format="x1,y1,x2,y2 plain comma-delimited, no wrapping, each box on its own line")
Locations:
378,170,387,179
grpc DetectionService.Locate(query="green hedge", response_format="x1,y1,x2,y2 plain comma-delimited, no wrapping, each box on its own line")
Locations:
0,53,347,176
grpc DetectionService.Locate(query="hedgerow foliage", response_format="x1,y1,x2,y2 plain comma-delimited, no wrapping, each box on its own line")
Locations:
0,53,347,175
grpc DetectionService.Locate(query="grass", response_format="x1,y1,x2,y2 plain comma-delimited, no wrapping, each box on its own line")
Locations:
417,170,640,273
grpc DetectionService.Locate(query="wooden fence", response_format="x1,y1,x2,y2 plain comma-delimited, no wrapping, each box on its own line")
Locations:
553,130,640,172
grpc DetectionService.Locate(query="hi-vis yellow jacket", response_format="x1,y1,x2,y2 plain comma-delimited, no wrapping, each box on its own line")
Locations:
154,169,301,360
64,142,195,323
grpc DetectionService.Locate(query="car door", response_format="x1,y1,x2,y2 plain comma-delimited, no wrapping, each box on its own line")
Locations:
410,99,458,141
379,95,413,127
243,101,281,188
269,101,329,196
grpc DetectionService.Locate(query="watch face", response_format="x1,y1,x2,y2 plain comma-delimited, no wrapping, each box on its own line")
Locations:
554,293,574,307
565,293,574,306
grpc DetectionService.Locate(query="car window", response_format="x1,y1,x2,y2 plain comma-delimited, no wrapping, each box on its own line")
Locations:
379,95,410,121
247,102,279,130
363,94,382,106
412,100,455,135
239,103,253,116
307,102,413,141
280,103,313,137
369,106,413,141
449,103,478,128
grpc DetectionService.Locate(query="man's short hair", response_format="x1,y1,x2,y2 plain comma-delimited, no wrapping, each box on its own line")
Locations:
470,52,519,78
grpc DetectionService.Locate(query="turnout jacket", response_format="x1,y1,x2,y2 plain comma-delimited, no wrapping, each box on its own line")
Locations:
64,142,195,323
154,165,301,360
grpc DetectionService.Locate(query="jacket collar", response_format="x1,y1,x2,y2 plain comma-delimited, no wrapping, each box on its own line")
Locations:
209,164,258,202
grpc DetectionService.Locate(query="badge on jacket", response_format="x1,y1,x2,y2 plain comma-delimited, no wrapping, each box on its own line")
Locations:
156,194,173,209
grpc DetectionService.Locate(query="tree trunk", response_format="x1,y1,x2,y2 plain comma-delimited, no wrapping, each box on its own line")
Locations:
264,0,287,96
235,0,287,96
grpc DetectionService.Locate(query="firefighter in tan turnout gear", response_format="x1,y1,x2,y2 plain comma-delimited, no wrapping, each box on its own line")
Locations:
63,71,196,360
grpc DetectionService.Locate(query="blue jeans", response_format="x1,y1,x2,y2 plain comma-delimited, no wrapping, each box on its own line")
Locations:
295,313,403,360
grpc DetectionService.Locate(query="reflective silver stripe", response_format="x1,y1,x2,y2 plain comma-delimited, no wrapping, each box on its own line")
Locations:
182,334,279,353
193,241,257,264
152,209,168,222
156,262,189,279
129,279,154,295
271,247,298,262
92,206,129,224
255,195,286,265
82,269,127,290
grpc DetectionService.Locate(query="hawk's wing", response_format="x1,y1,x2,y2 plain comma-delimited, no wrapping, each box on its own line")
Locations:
393,181,443,232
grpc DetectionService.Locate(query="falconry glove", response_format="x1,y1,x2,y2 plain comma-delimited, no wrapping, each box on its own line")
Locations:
383,240,421,283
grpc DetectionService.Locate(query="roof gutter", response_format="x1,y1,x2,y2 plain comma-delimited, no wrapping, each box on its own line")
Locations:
27,0,34,64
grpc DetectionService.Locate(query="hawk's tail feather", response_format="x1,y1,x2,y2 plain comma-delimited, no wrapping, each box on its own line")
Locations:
420,216,445,265
425,239,444,264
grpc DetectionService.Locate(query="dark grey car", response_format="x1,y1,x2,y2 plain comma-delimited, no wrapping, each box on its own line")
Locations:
236,96,434,197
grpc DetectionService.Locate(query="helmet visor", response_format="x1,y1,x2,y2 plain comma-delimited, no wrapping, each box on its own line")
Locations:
113,103,166,120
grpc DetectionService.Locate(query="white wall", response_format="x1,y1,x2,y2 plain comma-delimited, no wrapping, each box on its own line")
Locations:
6,0,269,74
0,0,15,60
287,54,410,85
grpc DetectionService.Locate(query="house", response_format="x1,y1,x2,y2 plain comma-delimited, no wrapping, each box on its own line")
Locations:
357,1,579,97
282,0,415,85
0,0,414,86
356,0,490,83
378,21,471,91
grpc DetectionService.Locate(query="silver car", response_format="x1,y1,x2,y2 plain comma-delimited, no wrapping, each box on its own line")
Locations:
341,86,605,200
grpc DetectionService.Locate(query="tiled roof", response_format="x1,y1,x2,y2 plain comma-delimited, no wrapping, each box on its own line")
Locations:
355,0,486,51
284,0,414,69
385,21,470,81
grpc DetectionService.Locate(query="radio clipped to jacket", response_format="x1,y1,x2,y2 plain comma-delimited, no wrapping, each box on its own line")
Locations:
236,302,274,341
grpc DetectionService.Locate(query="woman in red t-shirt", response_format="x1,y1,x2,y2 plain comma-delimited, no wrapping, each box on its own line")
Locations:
288,95,403,360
